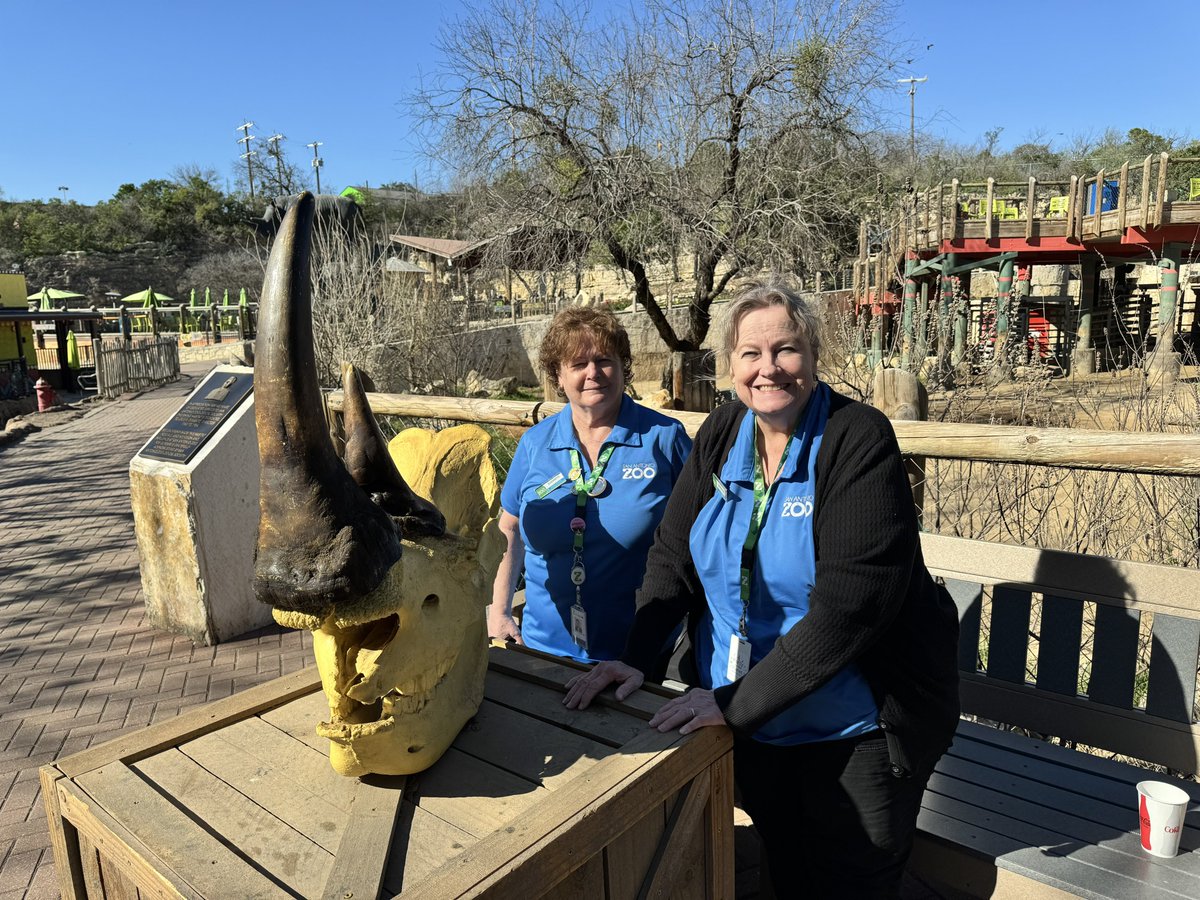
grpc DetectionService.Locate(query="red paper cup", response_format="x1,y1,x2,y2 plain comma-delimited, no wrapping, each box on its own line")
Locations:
1137,781,1190,858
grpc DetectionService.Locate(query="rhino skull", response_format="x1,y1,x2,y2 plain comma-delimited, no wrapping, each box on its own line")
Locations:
253,193,494,776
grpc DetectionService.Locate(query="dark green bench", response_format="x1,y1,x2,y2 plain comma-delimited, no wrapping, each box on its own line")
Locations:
911,533,1200,899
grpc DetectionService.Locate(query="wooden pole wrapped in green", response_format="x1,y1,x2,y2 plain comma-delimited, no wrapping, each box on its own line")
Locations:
988,256,1015,384
901,255,917,371
937,252,957,386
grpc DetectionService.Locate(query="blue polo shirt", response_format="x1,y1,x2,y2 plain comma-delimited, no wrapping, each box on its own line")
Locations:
501,396,692,662
689,385,879,745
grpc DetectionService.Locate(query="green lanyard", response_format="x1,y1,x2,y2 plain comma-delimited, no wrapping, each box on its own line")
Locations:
738,418,794,636
567,445,614,551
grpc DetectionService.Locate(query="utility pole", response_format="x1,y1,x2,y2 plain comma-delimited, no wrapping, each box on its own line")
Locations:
266,134,286,193
897,77,928,170
56,185,69,202
307,141,324,194
237,121,257,201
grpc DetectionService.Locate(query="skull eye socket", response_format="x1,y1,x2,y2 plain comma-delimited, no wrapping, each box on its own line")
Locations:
423,594,440,608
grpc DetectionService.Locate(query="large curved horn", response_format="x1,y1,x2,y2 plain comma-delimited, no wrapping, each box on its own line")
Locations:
341,364,446,538
253,193,401,616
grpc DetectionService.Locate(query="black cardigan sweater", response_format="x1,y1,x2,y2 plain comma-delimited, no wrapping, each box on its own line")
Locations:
622,390,960,775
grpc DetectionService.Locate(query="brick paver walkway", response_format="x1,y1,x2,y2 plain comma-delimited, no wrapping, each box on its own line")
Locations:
0,365,313,899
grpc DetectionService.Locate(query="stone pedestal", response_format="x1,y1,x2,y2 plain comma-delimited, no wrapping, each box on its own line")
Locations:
129,366,267,644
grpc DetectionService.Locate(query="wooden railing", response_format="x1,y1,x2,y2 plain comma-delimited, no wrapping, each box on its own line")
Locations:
94,337,180,400
322,393,1200,477
902,153,1200,250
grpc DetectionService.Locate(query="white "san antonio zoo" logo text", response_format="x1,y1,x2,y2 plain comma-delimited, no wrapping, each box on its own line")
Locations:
622,464,657,480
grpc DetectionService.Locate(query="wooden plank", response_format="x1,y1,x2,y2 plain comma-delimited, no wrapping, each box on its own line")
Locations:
1026,177,1036,240
77,832,106,900
486,647,671,720
321,776,405,900
383,802,477,894
410,747,548,838
1035,594,1083,696
101,861,143,900
605,802,668,900
484,671,647,747
705,752,735,900
132,749,332,896
74,764,292,898
1155,153,1169,225
330,394,1200,475
944,577,983,673
1141,154,1153,229
542,852,606,900
1093,169,1105,236
1145,614,1200,722
921,534,1200,618
1118,161,1130,232
1088,604,1140,708
453,699,615,789
57,780,201,900
179,718,354,843
985,178,995,241
257,689,329,754
40,764,88,900
408,725,730,899
987,586,1032,685
638,770,711,900
58,667,322,778
957,677,1200,773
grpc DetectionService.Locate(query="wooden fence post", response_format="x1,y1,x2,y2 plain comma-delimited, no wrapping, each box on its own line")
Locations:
871,367,928,526
671,351,715,412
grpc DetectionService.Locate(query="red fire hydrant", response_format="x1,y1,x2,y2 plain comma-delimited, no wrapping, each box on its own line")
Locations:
35,378,57,412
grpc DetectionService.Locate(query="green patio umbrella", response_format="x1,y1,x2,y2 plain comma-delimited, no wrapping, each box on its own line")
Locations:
117,288,174,306
238,287,248,307
66,331,80,370
204,287,212,308
28,287,85,310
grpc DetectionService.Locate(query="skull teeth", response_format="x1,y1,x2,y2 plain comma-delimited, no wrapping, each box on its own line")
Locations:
317,715,396,742
330,654,457,728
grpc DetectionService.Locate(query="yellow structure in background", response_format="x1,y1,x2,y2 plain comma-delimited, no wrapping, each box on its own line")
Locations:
0,273,35,368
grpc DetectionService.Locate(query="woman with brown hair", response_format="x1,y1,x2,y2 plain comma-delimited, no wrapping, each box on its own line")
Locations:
489,307,691,663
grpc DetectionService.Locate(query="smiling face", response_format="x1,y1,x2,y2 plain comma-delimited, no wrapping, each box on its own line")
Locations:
557,336,625,419
730,305,818,433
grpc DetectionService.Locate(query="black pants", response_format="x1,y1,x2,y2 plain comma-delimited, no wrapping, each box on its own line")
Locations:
734,731,931,899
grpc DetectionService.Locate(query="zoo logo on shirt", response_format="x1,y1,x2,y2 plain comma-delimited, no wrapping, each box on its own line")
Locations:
621,463,657,480
780,495,814,518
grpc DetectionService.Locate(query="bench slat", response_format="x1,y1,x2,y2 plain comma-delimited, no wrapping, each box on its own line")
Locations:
960,677,1200,774
945,577,983,673
988,586,1032,684
1089,604,1141,709
1146,614,1200,725
1037,594,1084,696
920,790,1200,899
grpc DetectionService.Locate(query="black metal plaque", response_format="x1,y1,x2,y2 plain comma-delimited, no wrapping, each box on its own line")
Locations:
139,370,254,464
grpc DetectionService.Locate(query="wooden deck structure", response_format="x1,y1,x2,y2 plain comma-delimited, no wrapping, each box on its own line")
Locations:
42,648,733,899
855,153,1200,381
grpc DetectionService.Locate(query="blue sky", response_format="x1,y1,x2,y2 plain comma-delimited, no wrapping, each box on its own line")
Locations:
3,0,1195,204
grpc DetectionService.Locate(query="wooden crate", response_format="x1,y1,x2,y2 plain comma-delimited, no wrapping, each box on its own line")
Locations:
41,647,734,899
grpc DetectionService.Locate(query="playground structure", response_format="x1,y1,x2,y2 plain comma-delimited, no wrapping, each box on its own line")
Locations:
853,153,1200,385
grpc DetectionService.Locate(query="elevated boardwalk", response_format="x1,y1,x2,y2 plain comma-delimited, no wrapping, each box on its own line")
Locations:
855,154,1200,379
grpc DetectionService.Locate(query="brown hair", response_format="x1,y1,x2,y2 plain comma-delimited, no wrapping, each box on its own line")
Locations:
539,307,634,397
723,278,821,363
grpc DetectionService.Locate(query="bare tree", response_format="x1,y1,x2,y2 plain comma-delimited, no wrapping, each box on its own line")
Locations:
414,0,900,351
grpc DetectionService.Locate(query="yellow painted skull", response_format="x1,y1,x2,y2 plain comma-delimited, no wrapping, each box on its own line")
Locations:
253,194,501,776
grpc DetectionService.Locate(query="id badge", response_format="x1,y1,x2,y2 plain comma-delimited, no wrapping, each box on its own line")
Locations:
570,603,588,650
727,633,751,681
